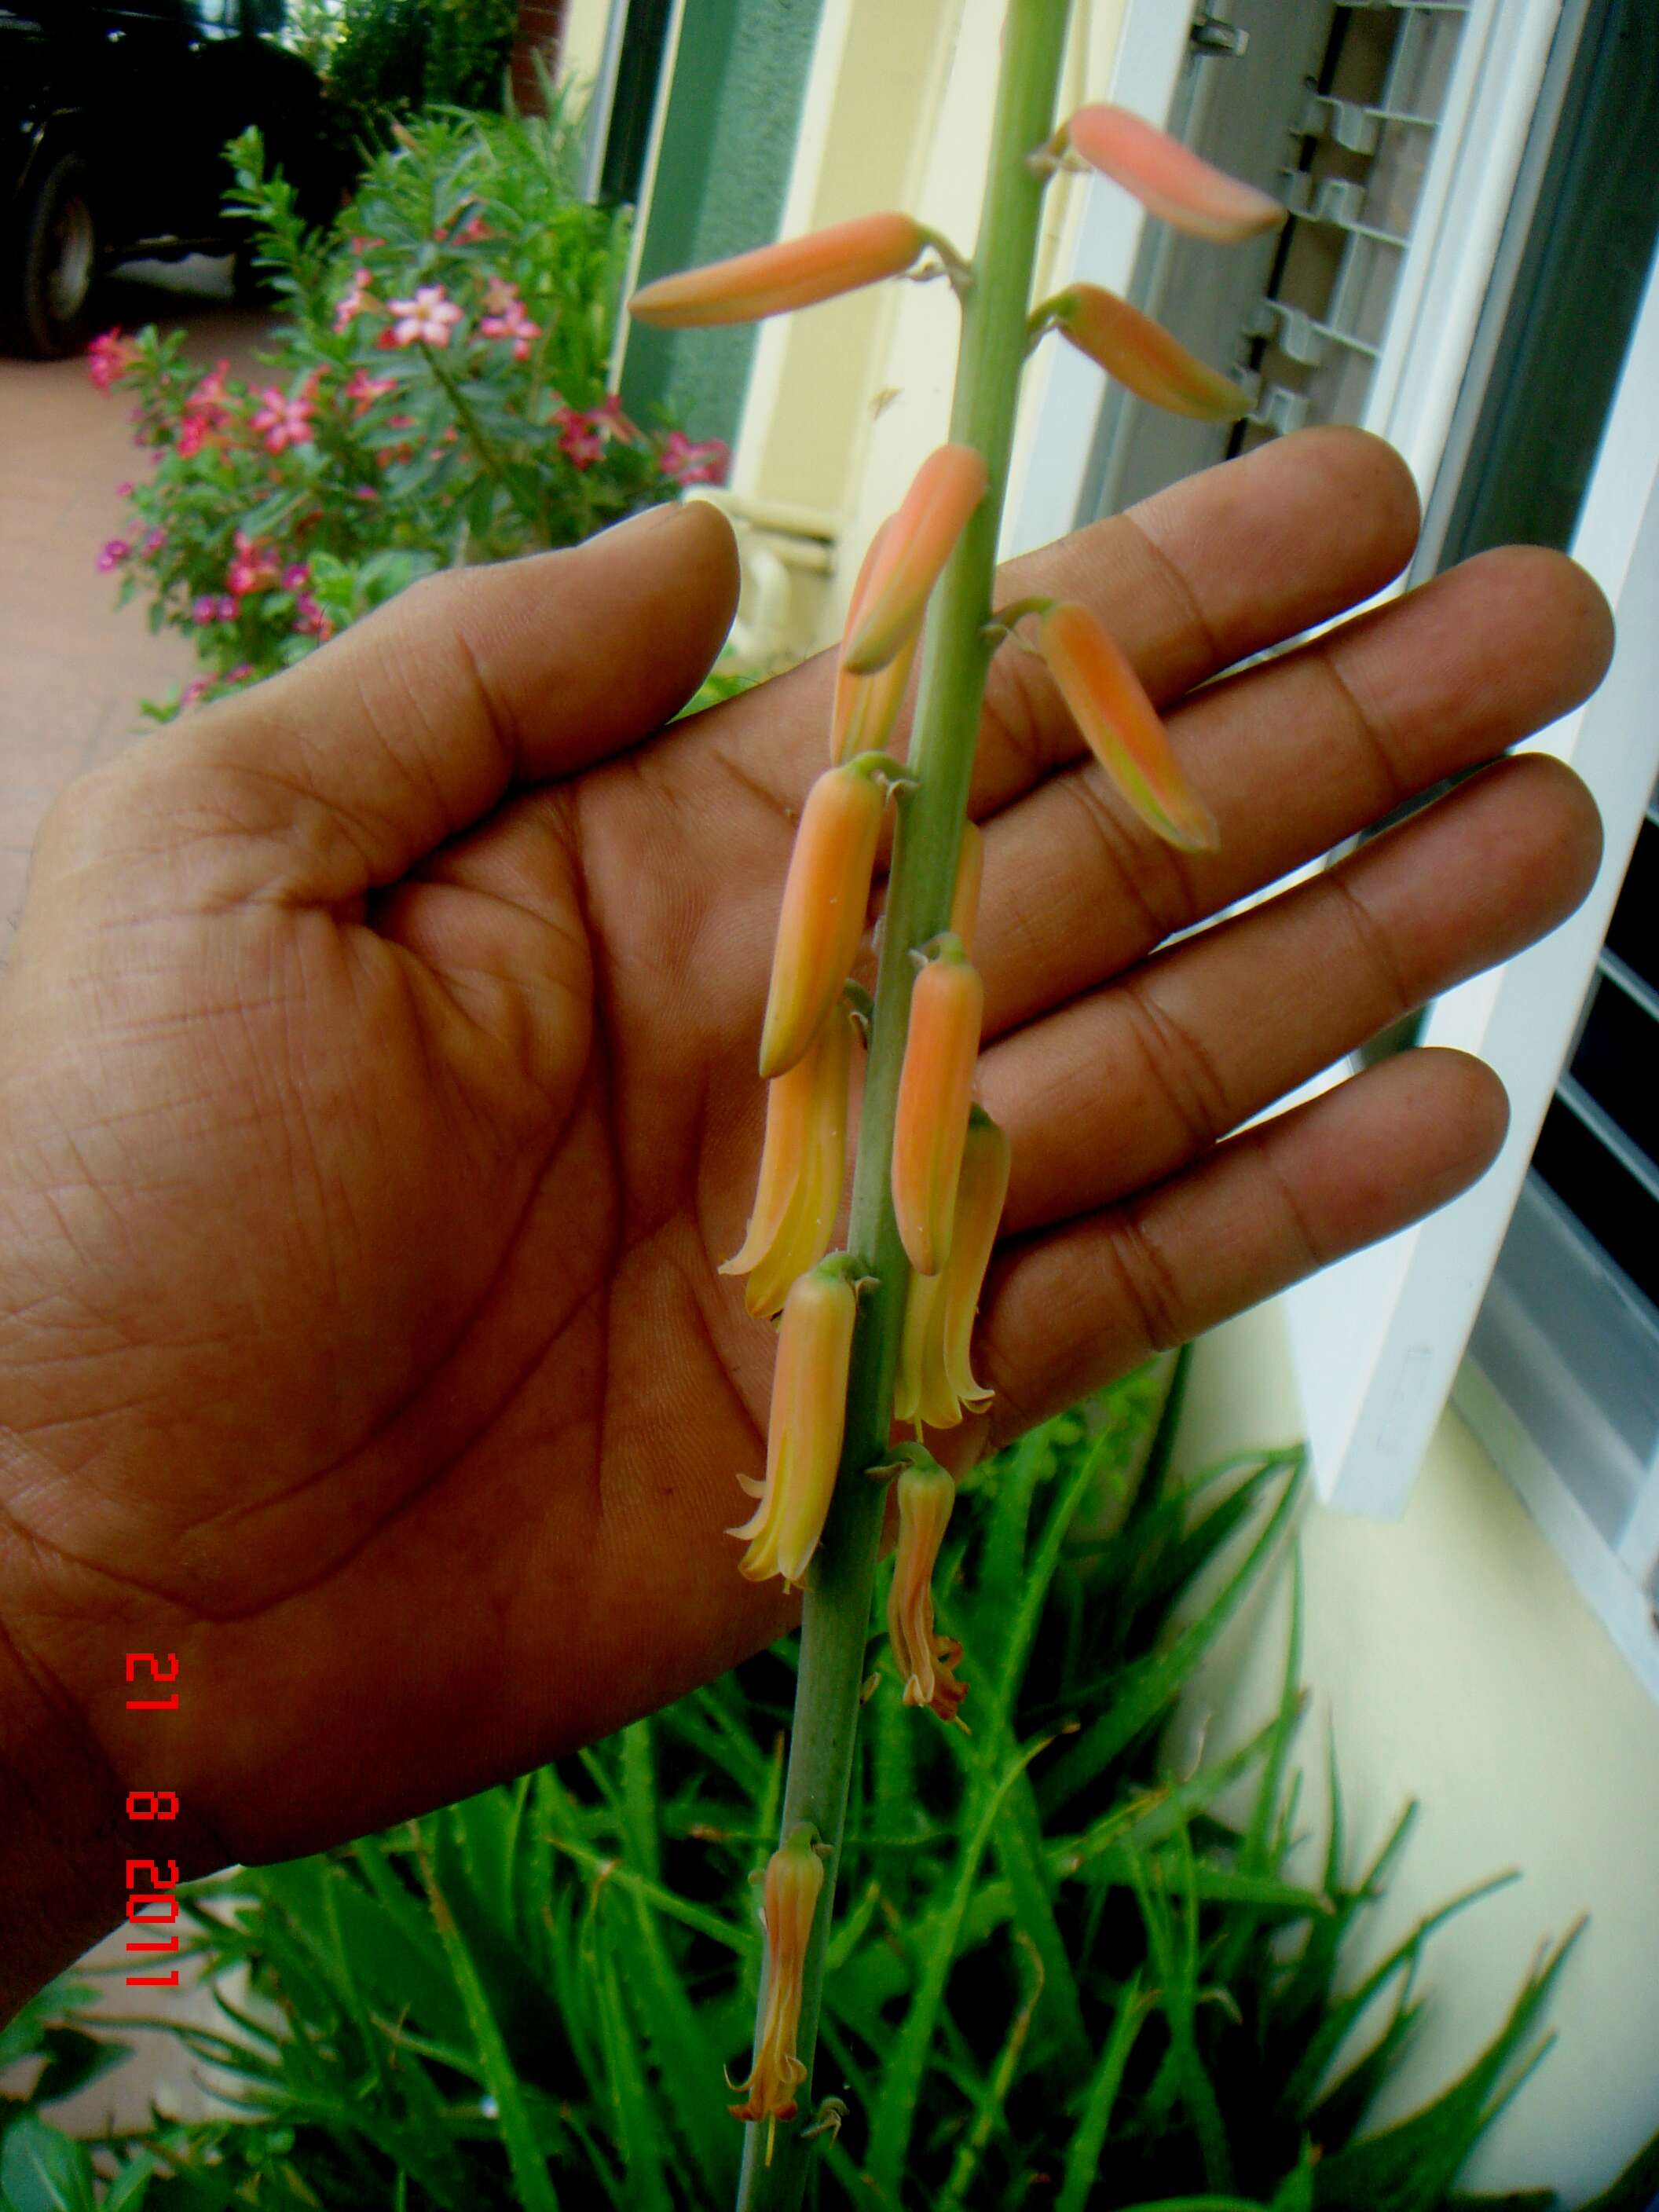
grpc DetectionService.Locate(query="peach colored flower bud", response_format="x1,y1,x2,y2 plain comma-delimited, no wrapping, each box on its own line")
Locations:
1060,106,1284,244
759,756,888,1080
1052,284,1252,422
895,1107,1009,1429
1037,601,1218,852
721,999,855,1318
629,212,927,328
885,1449,968,1724
947,820,983,957
841,444,989,675
730,1259,858,1587
729,1823,826,2143
829,520,919,764
891,936,983,1278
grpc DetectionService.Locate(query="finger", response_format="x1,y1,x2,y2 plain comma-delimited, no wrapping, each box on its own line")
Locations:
117,501,739,900
699,426,1422,813
983,753,1599,1233
979,1047,1507,1440
976,544,1614,1036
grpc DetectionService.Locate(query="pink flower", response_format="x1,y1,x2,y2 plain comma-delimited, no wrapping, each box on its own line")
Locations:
661,429,729,487
227,663,254,683
251,386,315,454
177,416,210,458
180,678,211,710
96,539,130,572
115,480,134,497
226,529,279,599
555,407,604,470
192,595,225,624
293,594,333,641
347,234,384,256
480,290,540,361
332,266,378,333
281,562,309,591
345,368,395,412
592,391,638,440
351,485,380,502
87,328,137,391
386,286,463,348
141,527,167,554
457,214,493,243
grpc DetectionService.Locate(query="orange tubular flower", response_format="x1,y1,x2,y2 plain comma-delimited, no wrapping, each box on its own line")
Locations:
759,756,888,1080
947,820,983,957
885,1450,968,1724
829,521,919,764
730,1259,857,1588
1037,601,1218,852
630,211,927,328
1051,284,1252,422
729,1824,826,2149
895,1107,1009,1430
721,1000,855,1319
891,936,983,1278
1059,105,1284,244
841,444,989,675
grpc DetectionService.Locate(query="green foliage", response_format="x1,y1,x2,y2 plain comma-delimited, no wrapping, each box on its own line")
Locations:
291,0,520,159
91,109,727,721
13,1362,1640,2208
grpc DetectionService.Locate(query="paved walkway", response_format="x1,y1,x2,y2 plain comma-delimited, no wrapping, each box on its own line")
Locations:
0,267,267,947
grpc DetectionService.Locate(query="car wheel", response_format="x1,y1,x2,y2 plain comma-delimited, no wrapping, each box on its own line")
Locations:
5,152,102,359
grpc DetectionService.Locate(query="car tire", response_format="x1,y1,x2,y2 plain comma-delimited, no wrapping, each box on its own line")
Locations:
5,152,102,359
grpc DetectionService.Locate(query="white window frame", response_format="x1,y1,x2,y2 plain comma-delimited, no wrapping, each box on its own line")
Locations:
1002,0,1659,1518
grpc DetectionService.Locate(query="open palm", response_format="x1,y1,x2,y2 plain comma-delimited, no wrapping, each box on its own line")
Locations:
0,430,1609,1990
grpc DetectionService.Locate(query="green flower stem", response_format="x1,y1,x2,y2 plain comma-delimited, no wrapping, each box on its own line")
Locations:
416,341,543,538
734,8,1072,2207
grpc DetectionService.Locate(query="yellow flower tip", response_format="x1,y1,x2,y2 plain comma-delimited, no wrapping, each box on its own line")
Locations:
891,938,983,1278
758,760,888,1080
730,1260,857,1587
1061,105,1284,244
1037,602,1218,853
947,820,984,958
1054,284,1253,423
727,1825,825,2128
629,211,927,328
886,1453,969,1725
897,1105,1009,1430
841,444,990,676
722,1002,855,1319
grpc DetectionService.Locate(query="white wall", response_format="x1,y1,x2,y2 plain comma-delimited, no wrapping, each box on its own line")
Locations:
1177,1303,1659,2202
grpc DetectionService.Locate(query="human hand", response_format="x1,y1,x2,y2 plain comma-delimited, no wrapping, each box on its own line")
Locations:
0,428,1609,2009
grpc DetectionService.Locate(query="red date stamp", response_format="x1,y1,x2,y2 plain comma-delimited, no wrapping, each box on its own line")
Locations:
123,1652,181,1990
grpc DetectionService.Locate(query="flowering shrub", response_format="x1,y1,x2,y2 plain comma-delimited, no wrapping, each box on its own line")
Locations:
93,105,727,716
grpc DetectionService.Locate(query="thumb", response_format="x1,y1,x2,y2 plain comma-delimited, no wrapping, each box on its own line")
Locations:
159,500,738,897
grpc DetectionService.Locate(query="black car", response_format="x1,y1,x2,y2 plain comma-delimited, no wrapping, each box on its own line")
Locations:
1,0,331,357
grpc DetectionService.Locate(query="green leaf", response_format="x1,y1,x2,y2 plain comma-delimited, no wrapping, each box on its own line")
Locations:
0,2115,97,2212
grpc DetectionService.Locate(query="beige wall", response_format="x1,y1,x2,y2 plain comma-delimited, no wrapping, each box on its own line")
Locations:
1179,1303,1659,2202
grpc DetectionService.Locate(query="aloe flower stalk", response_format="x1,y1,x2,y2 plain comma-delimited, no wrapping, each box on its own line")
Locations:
1053,103,1284,242
757,756,890,1079
891,937,984,1278
632,13,1267,2201
884,1448,968,1723
1036,599,1219,851
629,212,928,328
721,1000,855,1318
730,1258,859,1588
895,1106,1010,1429
840,443,991,674
1044,282,1253,419
728,1825,827,2155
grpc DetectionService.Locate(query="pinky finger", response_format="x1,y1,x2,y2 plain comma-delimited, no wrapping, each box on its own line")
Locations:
976,1048,1508,1445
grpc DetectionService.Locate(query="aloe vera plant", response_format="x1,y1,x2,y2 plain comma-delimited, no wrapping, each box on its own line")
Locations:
10,1364,1639,2210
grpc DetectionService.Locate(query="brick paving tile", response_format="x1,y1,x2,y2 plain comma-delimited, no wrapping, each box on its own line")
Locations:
0,271,269,949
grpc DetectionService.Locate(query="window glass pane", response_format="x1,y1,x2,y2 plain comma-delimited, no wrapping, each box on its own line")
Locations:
1533,1093,1659,1313
1606,815,1658,991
